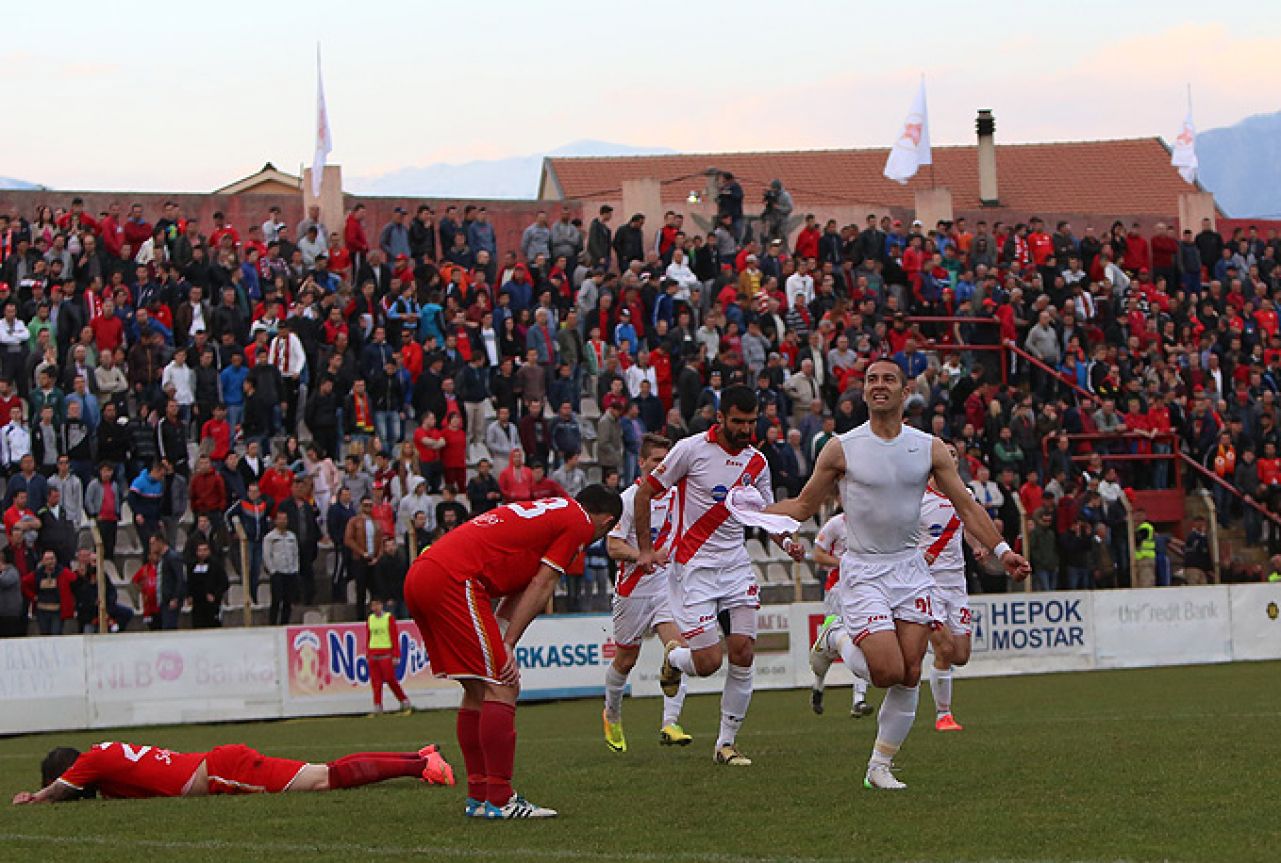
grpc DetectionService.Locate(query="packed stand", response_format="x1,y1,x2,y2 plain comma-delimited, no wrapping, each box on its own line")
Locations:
0,182,1267,634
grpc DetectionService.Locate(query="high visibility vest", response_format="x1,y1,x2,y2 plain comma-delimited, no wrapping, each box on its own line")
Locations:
1135,522,1156,561
367,613,393,652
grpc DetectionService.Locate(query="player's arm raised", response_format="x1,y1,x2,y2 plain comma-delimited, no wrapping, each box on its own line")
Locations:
929,437,1030,580
764,437,844,524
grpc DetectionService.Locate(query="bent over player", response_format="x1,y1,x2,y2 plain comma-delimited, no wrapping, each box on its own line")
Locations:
767,361,1028,789
602,433,692,752
13,739,452,803
635,386,804,767
404,485,621,819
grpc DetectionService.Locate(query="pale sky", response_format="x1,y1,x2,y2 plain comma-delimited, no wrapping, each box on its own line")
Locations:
7,0,1281,192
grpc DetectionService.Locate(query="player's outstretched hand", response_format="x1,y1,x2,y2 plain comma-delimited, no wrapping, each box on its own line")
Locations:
12,791,34,805
497,649,521,687
782,537,805,562
1001,551,1031,582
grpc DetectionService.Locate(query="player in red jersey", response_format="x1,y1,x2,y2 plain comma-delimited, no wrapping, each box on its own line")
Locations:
12,740,454,804
403,484,622,820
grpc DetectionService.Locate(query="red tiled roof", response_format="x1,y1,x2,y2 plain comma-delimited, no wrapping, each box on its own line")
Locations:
543,138,1189,216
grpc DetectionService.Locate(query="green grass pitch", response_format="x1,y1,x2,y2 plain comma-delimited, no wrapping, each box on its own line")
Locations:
2,662,1278,863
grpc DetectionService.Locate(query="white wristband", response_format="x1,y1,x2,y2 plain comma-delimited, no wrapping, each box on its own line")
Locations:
993,541,1011,558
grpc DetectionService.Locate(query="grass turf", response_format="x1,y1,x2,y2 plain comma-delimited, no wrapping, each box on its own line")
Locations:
1,661,1278,863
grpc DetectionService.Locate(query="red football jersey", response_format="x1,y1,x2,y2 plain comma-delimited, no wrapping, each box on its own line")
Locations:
57,742,207,799
418,498,595,596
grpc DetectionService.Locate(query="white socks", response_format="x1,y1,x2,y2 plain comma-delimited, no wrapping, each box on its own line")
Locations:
869,684,919,768
929,665,953,716
603,665,628,721
717,662,753,749
832,631,872,683
668,646,697,676
662,678,687,728
853,677,868,704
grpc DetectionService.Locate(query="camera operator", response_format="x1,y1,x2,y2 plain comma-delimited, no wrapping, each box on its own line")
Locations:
761,179,794,250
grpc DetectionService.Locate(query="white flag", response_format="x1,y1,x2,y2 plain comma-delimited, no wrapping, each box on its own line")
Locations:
883,79,932,185
1171,108,1197,185
311,45,333,198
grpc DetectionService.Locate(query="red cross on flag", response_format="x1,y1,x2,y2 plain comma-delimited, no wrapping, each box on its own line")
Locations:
883,79,932,186
1171,107,1198,186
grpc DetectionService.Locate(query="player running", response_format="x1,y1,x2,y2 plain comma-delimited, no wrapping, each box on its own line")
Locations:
808,511,872,718
404,485,621,819
636,386,804,767
12,740,453,803
767,361,1028,789
602,433,692,752
920,441,977,732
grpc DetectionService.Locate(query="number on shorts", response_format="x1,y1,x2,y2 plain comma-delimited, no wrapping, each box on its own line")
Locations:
508,498,571,519
914,596,933,616
959,607,972,625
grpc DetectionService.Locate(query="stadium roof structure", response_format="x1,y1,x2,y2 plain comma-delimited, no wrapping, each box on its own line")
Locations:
539,137,1201,216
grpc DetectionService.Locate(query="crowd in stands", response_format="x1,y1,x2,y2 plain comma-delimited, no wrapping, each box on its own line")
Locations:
0,176,1275,634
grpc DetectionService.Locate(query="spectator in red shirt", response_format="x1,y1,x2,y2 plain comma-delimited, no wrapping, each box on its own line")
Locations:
441,413,467,492
794,214,820,260
344,204,370,273
498,448,535,503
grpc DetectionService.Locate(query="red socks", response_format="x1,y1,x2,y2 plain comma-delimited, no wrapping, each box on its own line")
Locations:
456,708,487,801
326,752,424,789
480,700,517,806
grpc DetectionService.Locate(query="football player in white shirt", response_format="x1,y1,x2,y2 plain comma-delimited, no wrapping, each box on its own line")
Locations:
634,386,804,766
766,361,1028,789
602,433,692,752
920,441,978,732
808,512,872,717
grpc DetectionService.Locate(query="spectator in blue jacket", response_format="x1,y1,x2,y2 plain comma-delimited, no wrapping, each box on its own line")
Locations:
219,351,248,431
128,462,165,550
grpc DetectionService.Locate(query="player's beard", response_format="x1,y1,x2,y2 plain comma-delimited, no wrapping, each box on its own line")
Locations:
724,426,752,450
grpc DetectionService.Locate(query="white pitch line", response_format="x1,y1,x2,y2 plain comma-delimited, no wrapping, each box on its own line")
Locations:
0,832,851,863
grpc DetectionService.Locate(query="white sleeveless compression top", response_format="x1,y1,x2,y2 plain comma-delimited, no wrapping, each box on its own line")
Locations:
837,422,934,556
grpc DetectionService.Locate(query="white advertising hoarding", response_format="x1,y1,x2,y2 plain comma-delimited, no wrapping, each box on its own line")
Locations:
1227,583,1281,661
1092,586,1232,669
85,630,283,728
0,636,89,734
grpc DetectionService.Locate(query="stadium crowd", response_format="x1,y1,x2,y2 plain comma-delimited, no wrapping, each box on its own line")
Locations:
0,178,1277,635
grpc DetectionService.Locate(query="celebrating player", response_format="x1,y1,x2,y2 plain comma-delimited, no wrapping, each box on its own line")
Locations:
12,740,453,803
602,433,692,752
403,485,622,819
635,386,804,767
807,511,873,718
920,441,977,732
767,361,1029,789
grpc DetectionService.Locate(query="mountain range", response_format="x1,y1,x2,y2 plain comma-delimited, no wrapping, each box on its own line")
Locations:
1194,110,1281,218
5,118,1281,216
346,139,676,199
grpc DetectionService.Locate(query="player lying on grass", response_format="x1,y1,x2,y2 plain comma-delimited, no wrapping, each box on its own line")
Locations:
12,740,454,803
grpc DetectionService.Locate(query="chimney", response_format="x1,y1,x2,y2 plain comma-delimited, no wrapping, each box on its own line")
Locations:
976,109,999,207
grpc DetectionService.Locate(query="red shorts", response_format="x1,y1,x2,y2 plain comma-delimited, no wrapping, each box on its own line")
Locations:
404,558,507,683
205,744,307,795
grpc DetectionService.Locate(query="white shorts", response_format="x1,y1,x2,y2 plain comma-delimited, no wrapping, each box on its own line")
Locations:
932,581,972,637
823,587,842,617
839,548,940,642
611,591,674,647
668,561,760,650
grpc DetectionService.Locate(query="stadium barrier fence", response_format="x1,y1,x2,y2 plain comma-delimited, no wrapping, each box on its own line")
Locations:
3,585,1279,735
